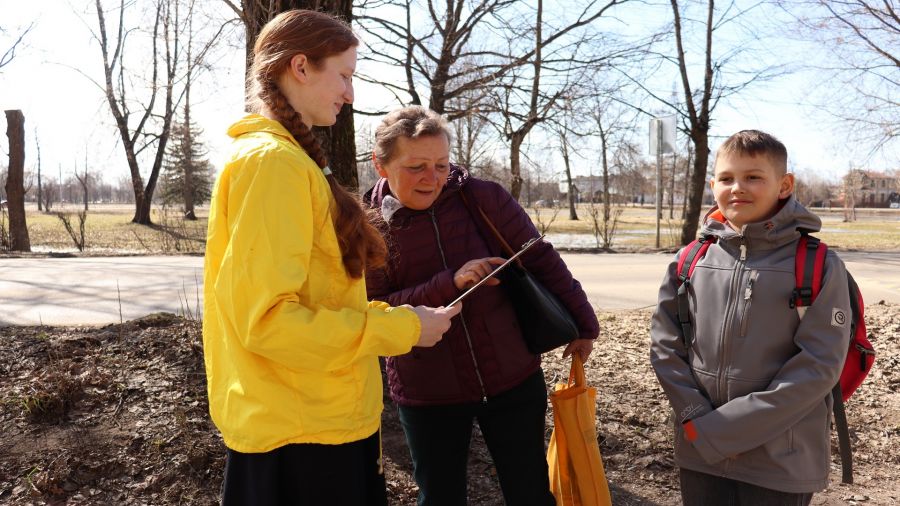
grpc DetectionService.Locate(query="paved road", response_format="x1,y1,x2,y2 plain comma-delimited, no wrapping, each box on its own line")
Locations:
0,256,205,326
0,252,897,326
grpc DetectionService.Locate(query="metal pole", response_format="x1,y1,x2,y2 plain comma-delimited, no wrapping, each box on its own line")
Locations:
656,120,662,248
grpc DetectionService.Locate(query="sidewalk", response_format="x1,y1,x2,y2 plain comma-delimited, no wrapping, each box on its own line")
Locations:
0,256,204,326
1,251,897,326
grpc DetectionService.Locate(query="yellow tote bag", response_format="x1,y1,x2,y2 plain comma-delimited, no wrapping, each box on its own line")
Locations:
547,354,612,506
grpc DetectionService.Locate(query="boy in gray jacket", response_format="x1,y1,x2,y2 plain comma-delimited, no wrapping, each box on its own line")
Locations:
650,130,852,505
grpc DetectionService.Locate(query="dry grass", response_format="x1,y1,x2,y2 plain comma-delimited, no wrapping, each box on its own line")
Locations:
17,204,207,255
5,203,898,255
528,205,900,251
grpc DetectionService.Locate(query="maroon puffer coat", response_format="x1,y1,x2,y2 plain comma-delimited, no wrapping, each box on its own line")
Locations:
365,166,599,406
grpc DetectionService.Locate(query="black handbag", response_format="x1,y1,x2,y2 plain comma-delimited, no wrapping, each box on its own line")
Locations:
459,189,579,354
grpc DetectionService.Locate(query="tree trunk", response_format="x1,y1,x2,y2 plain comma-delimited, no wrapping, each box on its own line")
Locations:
79,151,89,212
182,104,197,220
81,179,89,211
4,110,31,252
680,134,709,244
242,0,358,190
559,132,577,220
669,151,676,219
509,133,525,201
326,104,358,190
682,143,692,218
600,131,611,248
36,136,42,211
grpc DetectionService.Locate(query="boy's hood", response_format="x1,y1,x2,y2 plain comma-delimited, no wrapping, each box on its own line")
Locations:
699,195,822,249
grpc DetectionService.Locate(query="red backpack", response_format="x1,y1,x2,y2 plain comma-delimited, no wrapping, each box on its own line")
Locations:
675,233,875,484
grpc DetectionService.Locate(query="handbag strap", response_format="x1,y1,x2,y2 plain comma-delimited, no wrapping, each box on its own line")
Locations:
458,187,524,269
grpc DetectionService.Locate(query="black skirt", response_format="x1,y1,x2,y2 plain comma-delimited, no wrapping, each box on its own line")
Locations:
221,430,387,506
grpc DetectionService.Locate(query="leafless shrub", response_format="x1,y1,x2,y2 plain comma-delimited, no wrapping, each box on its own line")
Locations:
0,207,9,250
531,202,562,236
587,202,623,251
55,211,87,251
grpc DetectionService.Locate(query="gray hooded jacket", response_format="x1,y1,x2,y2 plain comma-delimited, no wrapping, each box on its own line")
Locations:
650,196,852,493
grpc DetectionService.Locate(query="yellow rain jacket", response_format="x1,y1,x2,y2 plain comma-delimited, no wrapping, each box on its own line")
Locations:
203,114,420,453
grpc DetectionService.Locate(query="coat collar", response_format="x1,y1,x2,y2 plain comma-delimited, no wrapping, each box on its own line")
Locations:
699,195,822,250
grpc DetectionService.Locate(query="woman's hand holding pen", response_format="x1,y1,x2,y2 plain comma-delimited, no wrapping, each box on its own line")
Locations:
453,257,506,290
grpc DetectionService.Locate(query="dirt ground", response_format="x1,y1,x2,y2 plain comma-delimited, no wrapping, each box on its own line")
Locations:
1,304,898,505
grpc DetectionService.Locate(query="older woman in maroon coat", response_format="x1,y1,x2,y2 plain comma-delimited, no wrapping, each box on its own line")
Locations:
365,106,599,506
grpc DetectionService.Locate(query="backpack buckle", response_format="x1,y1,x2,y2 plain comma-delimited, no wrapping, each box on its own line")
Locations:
790,287,813,308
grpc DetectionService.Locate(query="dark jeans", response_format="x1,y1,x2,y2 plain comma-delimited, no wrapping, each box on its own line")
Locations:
221,430,386,506
398,370,555,506
680,468,813,506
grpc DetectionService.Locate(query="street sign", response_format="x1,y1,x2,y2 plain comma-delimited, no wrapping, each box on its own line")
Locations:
649,116,677,154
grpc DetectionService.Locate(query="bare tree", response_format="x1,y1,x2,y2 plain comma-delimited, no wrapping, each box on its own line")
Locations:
0,23,33,71
488,0,635,199
591,99,632,250
34,129,42,211
356,0,518,117
842,169,865,221
74,164,91,212
447,85,496,175
556,119,579,221
92,0,179,224
56,211,88,252
175,0,217,220
647,1,787,244
794,168,834,208
786,0,898,154
42,178,57,213
4,110,30,252
90,0,230,223
357,0,633,118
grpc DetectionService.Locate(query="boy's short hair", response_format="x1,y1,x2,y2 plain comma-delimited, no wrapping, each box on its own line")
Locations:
715,130,788,175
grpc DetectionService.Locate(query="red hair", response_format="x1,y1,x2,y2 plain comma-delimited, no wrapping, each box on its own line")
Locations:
248,10,386,278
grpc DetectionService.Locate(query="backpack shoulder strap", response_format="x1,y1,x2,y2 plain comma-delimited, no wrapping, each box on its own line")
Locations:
794,233,861,484
677,237,714,284
792,233,828,310
675,236,715,348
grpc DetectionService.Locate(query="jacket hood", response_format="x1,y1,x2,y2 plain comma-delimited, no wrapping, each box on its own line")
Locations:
699,195,821,249
364,163,470,210
227,114,299,147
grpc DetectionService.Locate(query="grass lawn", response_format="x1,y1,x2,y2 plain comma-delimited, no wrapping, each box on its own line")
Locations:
527,204,900,251
6,204,208,255
2,203,898,255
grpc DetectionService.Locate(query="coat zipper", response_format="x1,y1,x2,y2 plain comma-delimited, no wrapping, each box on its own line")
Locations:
716,241,747,405
739,270,759,338
428,208,489,403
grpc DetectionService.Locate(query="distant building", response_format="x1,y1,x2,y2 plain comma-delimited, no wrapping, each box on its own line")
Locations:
558,175,630,204
841,169,899,208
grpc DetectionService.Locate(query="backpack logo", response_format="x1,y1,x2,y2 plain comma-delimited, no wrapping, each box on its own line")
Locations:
832,308,846,327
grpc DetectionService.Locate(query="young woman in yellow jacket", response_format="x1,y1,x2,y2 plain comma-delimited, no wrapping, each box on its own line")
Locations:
202,10,461,505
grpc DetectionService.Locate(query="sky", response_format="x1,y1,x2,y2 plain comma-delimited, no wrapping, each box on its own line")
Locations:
1,0,895,188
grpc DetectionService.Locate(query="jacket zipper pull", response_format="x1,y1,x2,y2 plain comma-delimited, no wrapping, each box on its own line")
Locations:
744,270,758,300
739,243,747,261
